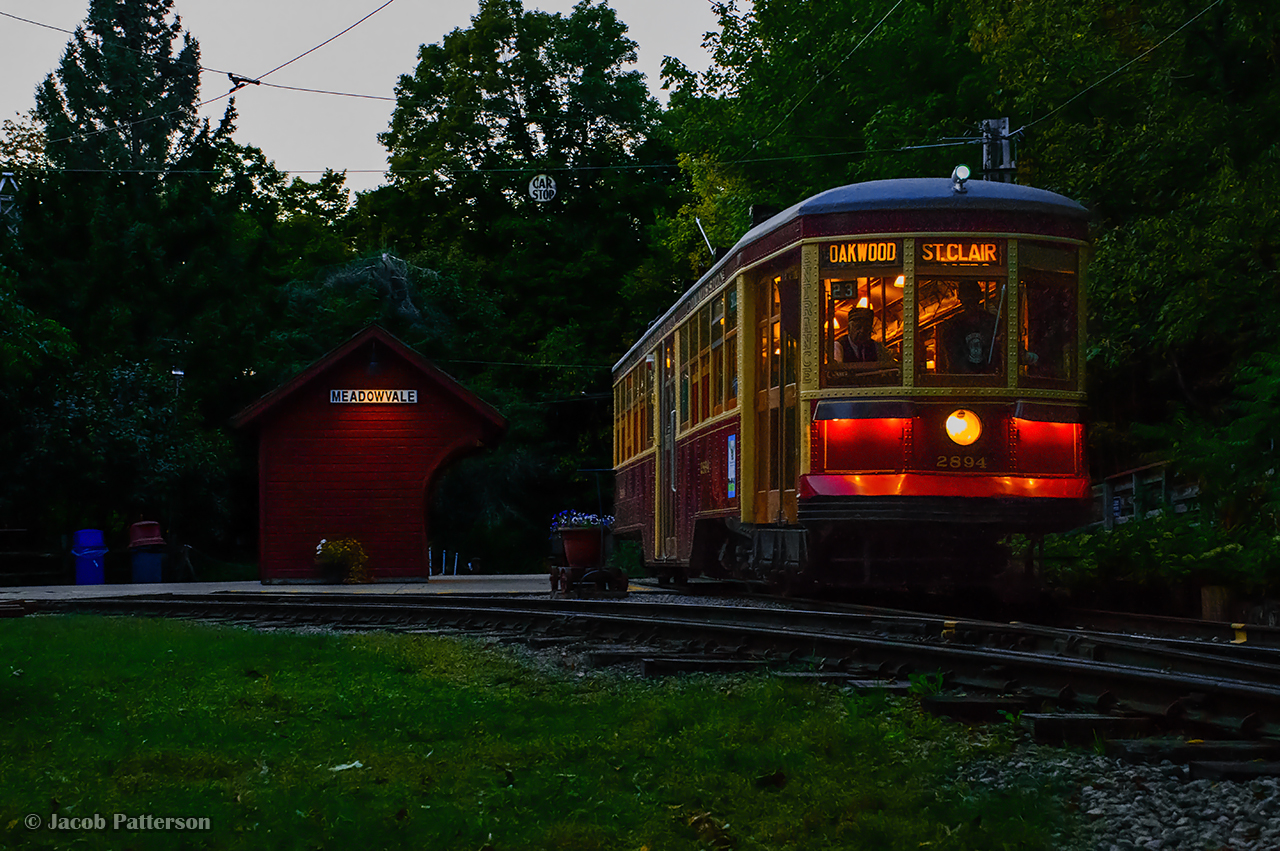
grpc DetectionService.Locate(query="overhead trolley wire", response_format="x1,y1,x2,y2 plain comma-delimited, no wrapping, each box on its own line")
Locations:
10,0,402,150
39,91,238,149
0,9,76,36
1013,0,1224,135
10,0,1219,176
12,0,931,171
244,82,393,102
252,0,399,80
19,136,979,177
1,8,397,102
754,0,906,149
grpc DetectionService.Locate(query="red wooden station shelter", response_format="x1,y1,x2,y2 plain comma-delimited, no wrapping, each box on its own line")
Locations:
233,325,506,582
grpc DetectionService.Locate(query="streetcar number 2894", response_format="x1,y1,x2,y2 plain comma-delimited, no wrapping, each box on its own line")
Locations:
937,455,987,469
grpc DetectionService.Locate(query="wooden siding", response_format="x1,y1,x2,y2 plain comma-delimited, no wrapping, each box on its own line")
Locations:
241,327,504,582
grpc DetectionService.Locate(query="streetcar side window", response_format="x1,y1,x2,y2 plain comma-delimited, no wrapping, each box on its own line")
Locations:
624,372,633,459
687,310,701,428
1019,243,1079,388
614,356,656,464
698,303,712,422
678,286,739,432
711,294,725,415
613,380,622,466
914,278,1005,385
821,276,903,388
725,287,738,407
645,356,655,450
679,326,690,428
638,357,653,455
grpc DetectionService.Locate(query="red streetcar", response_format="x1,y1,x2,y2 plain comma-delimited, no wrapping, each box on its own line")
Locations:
612,174,1091,589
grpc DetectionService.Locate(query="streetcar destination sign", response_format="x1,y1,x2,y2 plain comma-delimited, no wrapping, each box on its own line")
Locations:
919,241,1002,265
823,240,899,266
330,389,418,404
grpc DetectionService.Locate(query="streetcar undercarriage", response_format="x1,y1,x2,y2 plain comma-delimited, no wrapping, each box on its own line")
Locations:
664,495,1088,595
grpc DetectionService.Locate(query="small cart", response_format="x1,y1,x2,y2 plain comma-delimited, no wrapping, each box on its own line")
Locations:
549,528,628,598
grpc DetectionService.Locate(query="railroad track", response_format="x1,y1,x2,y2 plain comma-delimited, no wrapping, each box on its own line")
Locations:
17,591,1280,743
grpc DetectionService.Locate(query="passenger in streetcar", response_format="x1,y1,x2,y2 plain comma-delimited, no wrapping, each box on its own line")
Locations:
938,280,1000,373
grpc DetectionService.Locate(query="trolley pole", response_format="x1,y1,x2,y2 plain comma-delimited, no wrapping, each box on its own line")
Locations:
980,118,1015,183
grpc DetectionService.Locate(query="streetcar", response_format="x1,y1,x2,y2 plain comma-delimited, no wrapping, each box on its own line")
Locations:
611,172,1091,590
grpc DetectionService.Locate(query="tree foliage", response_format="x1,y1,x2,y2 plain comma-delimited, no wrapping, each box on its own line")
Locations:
0,113,46,172
366,0,677,351
352,0,683,569
4,0,1280,577
0,0,359,546
968,0,1280,442
35,0,205,174
654,0,997,282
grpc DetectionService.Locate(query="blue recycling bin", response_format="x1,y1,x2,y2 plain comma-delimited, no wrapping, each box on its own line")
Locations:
71,529,107,585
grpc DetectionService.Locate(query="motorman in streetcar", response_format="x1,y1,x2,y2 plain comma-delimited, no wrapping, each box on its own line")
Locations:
833,307,883,363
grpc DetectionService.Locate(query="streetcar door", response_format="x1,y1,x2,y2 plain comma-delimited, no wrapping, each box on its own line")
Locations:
754,273,799,525
656,336,678,560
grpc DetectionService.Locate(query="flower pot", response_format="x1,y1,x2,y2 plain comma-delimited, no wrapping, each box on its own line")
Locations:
559,528,606,568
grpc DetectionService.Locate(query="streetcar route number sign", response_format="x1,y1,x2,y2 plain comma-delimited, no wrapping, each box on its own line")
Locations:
529,174,556,202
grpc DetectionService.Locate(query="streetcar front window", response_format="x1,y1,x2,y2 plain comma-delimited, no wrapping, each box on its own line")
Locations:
1018,242,1079,389
818,239,903,388
914,278,1005,385
820,276,904,387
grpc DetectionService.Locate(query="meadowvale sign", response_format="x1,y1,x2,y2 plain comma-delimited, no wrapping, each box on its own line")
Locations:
330,389,418,404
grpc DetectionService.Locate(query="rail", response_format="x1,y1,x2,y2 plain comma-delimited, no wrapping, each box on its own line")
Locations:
21,591,1280,742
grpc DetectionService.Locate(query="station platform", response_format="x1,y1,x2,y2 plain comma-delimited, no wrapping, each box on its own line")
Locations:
0,574,663,602
0,575,557,601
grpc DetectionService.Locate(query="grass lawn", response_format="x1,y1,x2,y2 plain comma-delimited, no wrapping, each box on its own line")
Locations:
1,615,1072,850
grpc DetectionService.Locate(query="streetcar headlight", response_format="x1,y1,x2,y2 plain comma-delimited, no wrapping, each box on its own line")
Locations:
945,409,982,446
951,164,971,193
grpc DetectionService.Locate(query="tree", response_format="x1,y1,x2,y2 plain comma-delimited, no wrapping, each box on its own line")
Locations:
0,113,46,172
35,0,206,175
0,267,75,527
0,0,365,548
352,0,682,568
365,0,678,353
0,268,74,381
655,0,999,283
967,0,1280,476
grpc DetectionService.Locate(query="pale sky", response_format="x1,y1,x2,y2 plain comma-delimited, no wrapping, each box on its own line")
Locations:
0,0,719,193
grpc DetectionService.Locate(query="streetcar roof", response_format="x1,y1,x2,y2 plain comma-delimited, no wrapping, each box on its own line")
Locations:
613,178,1089,375
793,177,1089,219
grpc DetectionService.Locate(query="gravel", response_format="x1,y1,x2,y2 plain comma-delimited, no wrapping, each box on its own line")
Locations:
952,742,1280,850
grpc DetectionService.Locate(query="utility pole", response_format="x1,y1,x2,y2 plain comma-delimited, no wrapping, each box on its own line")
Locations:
980,118,1016,183
0,173,17,235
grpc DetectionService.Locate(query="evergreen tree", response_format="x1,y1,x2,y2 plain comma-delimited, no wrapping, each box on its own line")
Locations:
35,0,207,175
0,0,336,545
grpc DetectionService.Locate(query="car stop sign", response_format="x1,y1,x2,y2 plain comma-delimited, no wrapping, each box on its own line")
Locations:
529,174,556,202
